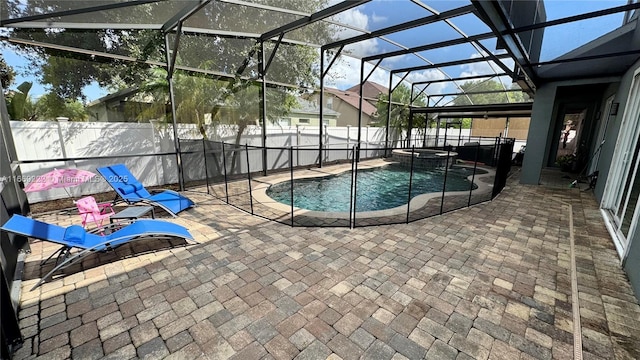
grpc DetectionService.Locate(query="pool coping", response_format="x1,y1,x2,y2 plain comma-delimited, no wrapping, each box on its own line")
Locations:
251,159,496,220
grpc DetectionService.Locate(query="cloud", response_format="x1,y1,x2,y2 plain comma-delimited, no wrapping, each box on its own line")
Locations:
333,7,369,29
406,70,449,95
329,8,380,58
381,54,409,65
371,13,387,23
459,52,516,87
325,55,390,90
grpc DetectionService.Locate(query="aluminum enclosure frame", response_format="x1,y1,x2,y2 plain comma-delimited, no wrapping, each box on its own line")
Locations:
1,0,638,175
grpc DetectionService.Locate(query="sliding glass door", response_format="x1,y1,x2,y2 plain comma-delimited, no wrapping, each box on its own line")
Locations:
602,70,640,257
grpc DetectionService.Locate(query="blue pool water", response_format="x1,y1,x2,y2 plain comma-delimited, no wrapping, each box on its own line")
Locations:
267,164,480,212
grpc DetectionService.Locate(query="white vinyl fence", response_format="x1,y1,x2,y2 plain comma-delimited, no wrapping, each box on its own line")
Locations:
10,121,399,203
12,120,510,204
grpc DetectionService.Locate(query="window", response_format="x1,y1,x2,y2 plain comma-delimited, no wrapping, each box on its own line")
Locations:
327,97,333,109
322,119,330,126
299,118,310,124
278,118,291,127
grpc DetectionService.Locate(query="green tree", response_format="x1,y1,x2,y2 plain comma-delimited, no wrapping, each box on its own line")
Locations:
452,79,527,106
137,66,299,170
5,0,334,169
35,92,88,121
5,0,331,109
5,81,37,120
373,83,427,142
449,79,529,130
0,57,15,89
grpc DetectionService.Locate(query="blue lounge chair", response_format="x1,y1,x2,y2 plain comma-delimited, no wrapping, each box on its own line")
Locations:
96,164,195,217
1,214,198,289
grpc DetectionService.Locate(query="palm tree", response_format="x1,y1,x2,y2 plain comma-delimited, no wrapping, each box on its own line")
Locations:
137,66,298,172
6,82,38,120
374,83,427,144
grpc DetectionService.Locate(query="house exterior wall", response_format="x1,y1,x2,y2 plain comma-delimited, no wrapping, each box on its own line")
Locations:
470,117,530,140
523,58,640,299
521,77,621,184
587,82,620,195
625,224,640,299
507,118,532,140
283,113,338,127
313,93,375,127
522,63,640,299
594,59,640,201
520,85,557,184
594,58,640,299
331,99,372,127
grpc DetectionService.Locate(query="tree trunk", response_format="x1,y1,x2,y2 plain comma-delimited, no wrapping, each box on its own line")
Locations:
228,122,247,175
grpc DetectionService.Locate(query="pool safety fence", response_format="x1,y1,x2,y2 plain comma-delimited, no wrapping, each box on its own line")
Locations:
179,137,515,228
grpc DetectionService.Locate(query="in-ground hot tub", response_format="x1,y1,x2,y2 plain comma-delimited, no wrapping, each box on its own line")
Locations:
391,149,458,169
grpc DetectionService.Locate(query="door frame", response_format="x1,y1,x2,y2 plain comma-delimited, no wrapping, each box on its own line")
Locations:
601,68,640,259
588,95,615,175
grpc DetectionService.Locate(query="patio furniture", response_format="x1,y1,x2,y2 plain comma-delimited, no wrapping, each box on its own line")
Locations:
96,164,195,217
110,205,155,224
75,196,115,230
0,214,198,289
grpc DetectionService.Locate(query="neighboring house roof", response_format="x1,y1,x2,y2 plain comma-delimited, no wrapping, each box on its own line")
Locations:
346,81,389,100
324,88,378,117
86,86,139,107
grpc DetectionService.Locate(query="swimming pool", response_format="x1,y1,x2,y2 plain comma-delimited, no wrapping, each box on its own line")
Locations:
266,164,479,212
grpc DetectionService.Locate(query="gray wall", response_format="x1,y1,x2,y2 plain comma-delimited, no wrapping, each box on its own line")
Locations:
520,76,622,184
598,58,640,299
586,82,620,197
625,224,640,299
594,59,640,201
520,85,557,184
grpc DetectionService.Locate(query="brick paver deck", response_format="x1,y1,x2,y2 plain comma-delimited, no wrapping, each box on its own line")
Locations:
12,174,640,359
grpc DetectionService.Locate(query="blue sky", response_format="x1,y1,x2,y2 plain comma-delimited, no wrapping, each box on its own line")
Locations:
2,48,107,102
324,0,629,93
1,0,630,101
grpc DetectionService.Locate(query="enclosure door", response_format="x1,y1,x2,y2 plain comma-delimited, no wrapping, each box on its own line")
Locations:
588,95,614,175
554,107,587,161
602,70,640,257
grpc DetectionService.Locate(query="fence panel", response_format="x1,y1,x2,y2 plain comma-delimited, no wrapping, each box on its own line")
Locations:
492,139,515,198
220,148,251,214
15,118,516,228
200,140,515,228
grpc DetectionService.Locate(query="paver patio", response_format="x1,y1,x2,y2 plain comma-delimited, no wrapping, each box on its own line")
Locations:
11,171,640,360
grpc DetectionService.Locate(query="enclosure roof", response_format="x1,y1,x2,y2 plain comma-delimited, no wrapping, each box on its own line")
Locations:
411,102,533,119
2,0,639,107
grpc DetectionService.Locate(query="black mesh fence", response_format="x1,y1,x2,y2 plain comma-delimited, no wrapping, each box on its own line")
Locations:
179,139,209,190
182,137,515,228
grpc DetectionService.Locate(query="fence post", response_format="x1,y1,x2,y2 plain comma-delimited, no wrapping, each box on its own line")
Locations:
324,124,329,165
492,137,499,166
203,138,210,195
443,124,448,150
365,126,369,159
296,124,301,167
423,128,427,148
221,141,229,203
349,144,358,229
406,146,415,223
347,125,351,159
149,120,162,186
290,146,294,227
246,144,254,215
468,141,480,206
440,147,451,214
